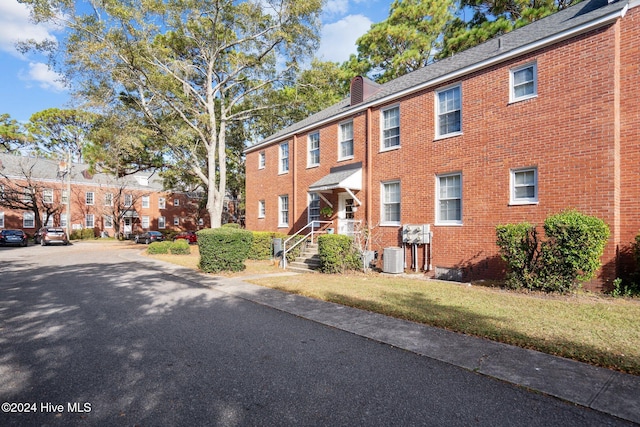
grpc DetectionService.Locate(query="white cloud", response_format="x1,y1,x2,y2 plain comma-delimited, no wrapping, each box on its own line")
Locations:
19,62,67,93
317,14,372,63
324,0,349,16
0,1,59,56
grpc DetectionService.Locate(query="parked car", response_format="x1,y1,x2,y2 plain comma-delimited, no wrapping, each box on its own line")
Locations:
34,227,69,246
173,231,197,244
134,231,165,244
0,229,28,247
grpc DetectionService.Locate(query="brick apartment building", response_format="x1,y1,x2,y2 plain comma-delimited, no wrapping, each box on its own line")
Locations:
244,0,640,289
0,153,210,238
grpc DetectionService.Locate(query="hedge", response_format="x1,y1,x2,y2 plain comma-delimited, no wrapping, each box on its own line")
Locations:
317,234,361,274
496,210,609,293
197,227,253,273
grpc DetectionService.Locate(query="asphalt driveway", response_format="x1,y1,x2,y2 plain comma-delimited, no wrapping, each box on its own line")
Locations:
0,242,634,426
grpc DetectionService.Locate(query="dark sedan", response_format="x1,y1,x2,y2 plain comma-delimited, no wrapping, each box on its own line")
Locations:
134,231,165,244
0,229,28,247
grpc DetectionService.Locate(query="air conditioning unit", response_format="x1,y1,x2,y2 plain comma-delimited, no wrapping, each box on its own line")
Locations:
383,247,404,274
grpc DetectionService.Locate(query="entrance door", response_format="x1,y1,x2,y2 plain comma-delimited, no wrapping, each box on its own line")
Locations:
124,218,132,238
337,192,356,235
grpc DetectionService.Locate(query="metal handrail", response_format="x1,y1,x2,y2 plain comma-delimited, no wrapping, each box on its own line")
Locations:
282,220,332,269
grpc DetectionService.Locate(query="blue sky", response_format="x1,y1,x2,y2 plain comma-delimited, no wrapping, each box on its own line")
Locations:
0,0,393,123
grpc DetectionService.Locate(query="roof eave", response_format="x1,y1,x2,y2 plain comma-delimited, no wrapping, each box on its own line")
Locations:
244,4,627,154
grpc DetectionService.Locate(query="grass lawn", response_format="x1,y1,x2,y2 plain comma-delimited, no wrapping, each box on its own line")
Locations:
144,245,640,375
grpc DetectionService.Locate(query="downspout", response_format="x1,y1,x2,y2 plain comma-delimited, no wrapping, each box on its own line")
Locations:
366,107,373,251
292,134,297,234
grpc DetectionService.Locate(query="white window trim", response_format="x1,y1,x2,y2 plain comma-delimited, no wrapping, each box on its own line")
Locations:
174,198,180,207
510,167,539,205
86,192,94,206
43,188,53,204
258,200,266,218
159,197,166,209
173,217,180,226
279,142,290,174
142,195,150,208
85,214,95,228
158,216,166,229
104,215,113,228
436,172,463,226
338,120,354,161
23,212,35,228
435,84,462,140
258,151,266,169
307,132,320,168
510,62,538,103
142,215,150,229
308,192,320,224
380,181,401,226
278,195,289,228
380,105,401,152
0,211,4,228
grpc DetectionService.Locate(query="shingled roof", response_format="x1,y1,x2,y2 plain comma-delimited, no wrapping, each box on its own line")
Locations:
0,152,164,191
246,0,628,153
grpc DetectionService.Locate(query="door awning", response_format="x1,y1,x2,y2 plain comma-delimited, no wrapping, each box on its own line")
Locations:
309,162,362,192
122,210,139,218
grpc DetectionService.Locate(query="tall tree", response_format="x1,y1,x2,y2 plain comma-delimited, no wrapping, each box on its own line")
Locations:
27,108,96,162
348,0,455,83
437,0,581,59
0,114,30,153
20,0,322,228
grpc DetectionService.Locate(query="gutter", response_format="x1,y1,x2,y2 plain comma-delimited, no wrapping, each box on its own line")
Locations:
245,3,627,154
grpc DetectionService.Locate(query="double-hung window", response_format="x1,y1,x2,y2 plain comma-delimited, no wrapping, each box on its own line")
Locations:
511,63,537,102
86,192,94,206
85,214,95,228
279,195,289,227
381,181,401,225
43,189,53,204
159,197,166,209
142,195,150,208
437,173,462,225
308,133,320,167
124,194,133,207
142,216,150,229
308,193,320,224
258,200,266,218
158,216,166,229
0,212,4,228
23,212,35,228
339,121,354,160
511,168,538,204
104,193,113,206
258,151,266,169
104,215,113,228
382,106,400,150
279,142,289,173
436,86,461,138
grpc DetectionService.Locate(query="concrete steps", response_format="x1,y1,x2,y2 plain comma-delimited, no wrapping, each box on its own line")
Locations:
287,242,320,273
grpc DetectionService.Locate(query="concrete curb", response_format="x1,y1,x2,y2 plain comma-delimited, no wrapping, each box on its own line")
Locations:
133,253,640,424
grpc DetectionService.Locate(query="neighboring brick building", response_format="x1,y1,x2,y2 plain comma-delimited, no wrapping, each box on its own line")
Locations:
0,153,210,238
244,0,640,290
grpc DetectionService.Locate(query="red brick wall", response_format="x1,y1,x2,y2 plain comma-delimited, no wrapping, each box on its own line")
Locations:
245,7,640,289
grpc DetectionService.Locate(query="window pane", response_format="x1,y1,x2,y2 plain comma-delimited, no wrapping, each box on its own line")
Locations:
438,87,461,135
439,199,461,221
515,186,535,199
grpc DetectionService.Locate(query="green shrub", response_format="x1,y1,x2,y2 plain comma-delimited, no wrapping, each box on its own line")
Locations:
222,223,241,229
539,210,609,292
70,228,96,240
496,210,609,293
147,241,171,254
496,223,539,289
197,227,253,273
169,239,191,255
248,231,282,260
317,234,361,274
